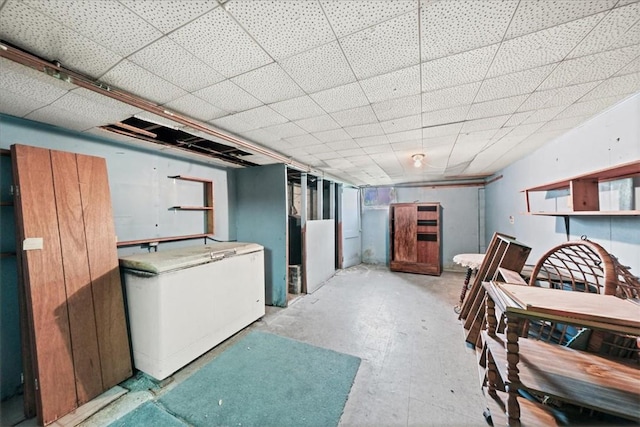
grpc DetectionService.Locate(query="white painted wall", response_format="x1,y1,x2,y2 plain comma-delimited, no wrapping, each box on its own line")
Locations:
485,93,640,272
341,186,361,268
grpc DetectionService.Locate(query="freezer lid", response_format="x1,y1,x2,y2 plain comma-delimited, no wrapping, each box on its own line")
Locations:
119,242,263,274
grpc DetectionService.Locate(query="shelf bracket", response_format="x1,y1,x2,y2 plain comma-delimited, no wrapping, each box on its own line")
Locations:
563,215,570,241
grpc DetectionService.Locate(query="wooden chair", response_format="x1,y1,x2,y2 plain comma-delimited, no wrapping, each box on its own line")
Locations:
526,238,639,360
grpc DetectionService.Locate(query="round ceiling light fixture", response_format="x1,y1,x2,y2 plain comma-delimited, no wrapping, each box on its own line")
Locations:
412,153,425,168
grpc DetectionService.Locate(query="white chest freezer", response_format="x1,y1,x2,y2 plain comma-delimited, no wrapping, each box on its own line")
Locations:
119,242,265,380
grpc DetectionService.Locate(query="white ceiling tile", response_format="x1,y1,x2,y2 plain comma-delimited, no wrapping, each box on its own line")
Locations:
0,89,47,117
617,0,640,5
287,136,325,149
163,94,226,122
121,0,217,34
193,80,262,114
502,122,546,139
569,46,640,84
422,81,481,112
392,140,423,152
363,144,394,154
210,114,256,134
360,65,420,103
314,128,352,143
421,105,469,127
294,115,341,133
420,0,518,60
529,81,601,108
506,0,617,40
616,53,640,76
336,148,367,157
0,1,122,77
503,111,534,127
330,105,378,127
580,72,640,100
314,150,344,160
23,0,162,57
169,7,271,78
475,64,556,103
421,44,499,92
537,116,589,132
386,129,422,144
328,142,360,154
568,2,640,59
70,88,142,116
372,94,421,121
355,135,390,147
380,115,422,134
461,115,510,133
226,1,333,60
311,82,369,113
609,19,640,50
0,57,72,104
100,60,187,105
279,41,356,93
25,104,107,132
344,123,385,139
302,143,333,154
233,106,288,130
488,13,604,77
241,128,282,145
536,56,596,90
128,37,225,92
553,95,627,120
423,134,458,148
269,96,325,121
231,63,304,104
260,122,307,139
321,0,416,38
467,94,529,120
340,12,419,79
49,91,133,125
519,105,565,124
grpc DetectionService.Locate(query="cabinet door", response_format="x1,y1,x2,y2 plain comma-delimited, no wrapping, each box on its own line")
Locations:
393,206,417,262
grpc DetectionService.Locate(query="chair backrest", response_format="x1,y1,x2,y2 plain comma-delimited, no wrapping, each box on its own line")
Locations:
527,239,639,360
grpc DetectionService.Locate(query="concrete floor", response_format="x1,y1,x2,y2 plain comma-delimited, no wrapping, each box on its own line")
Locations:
3,265,487,427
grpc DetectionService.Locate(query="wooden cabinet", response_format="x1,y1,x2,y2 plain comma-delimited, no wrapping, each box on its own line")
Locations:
522,160,640,216
389,202,441,275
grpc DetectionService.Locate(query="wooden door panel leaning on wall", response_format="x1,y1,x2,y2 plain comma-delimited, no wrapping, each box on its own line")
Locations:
11,144,131,426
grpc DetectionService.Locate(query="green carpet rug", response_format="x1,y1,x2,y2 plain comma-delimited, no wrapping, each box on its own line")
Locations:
158,330,361,427
107,402,187,427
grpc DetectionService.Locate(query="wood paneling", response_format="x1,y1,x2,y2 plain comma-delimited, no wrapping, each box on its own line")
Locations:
393,206,417,262
77,155,132,388
50,151,103,403
11,145,77,425
11,145,132,425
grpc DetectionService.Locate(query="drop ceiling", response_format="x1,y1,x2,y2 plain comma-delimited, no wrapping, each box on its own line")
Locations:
0,0,639,186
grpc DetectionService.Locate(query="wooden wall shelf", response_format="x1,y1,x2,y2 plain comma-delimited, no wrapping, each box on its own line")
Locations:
522,160,640,216
168,175,214,234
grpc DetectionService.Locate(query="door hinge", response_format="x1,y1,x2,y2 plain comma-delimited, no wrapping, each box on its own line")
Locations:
11,185,19,197
34,378,39,390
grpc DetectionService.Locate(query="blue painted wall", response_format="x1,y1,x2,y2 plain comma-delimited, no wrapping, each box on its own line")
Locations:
485,93,640,273
361,186,482,270
233,164,288,307
0,114,234,400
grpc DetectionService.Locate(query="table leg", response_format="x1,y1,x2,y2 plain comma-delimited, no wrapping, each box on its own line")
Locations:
454,267,473,314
